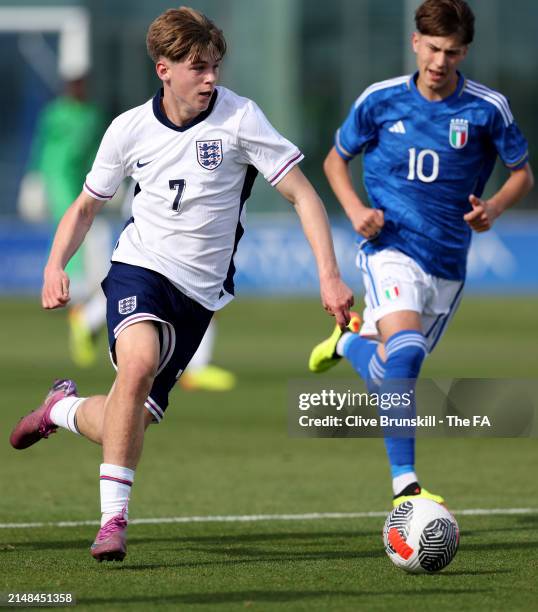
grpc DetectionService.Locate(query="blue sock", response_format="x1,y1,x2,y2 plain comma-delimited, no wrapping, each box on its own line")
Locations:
379,330,428,481
342,336,384,393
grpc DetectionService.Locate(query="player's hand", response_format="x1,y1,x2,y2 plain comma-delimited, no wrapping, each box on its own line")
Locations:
42,266,71,309
464,195,498,233
350,207,384,239
320,277,354,329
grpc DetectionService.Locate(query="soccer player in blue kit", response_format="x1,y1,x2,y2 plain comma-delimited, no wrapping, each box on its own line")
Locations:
309,0,533,506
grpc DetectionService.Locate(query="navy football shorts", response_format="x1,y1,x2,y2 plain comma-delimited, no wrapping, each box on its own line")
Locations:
101,262,213,422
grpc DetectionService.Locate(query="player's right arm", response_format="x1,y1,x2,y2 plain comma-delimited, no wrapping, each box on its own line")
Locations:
42,112,126,308
42,191,104,309
325,89,384,239
323,147,384,239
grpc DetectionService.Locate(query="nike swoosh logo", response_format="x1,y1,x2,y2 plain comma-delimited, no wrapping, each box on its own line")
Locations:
136,160,152,168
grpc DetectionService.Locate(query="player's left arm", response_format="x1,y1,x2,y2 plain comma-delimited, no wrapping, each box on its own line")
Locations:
464,163,534,233
275,165,354,327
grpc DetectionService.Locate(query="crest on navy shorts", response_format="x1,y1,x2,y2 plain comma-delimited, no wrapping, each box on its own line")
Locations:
118,296,137,315
196,139,223,170
449,119,469,149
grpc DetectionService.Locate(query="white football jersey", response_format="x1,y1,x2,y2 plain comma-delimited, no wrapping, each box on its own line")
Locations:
84,86,303,310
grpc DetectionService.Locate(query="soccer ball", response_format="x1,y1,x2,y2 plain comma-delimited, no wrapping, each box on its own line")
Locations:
383,498,459,573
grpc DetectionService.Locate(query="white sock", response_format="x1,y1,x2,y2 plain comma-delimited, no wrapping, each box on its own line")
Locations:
336,332,352,357
49,397,86,435
100,463,135,526
392,471,419,496
188,318,215,370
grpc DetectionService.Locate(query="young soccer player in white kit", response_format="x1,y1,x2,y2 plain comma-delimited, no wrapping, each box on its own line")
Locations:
10,6,353,561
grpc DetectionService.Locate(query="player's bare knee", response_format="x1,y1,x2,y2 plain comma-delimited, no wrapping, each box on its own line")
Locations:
116,359,157,397
143,409,155,429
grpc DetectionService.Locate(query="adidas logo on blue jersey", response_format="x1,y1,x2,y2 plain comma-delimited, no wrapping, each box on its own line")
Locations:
388,121,406,134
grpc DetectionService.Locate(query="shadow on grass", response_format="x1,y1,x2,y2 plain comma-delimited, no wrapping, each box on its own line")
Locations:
515,514,538,525
112,548,384,572
442,569,512,576
463,516,538,536
460,541,538,553
7,529,381,552
462,527,535,536
76,587,491,607
8,529,538,561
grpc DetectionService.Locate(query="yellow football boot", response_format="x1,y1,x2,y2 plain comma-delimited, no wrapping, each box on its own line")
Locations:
393,485,445,508
68,306,97,368
308,312,361,373
179,365,237,391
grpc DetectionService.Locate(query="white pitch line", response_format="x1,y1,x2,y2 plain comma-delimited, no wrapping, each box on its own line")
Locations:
0,508,536,530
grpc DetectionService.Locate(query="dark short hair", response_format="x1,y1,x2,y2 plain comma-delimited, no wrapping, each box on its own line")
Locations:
415,0,475,45
146,6,226,64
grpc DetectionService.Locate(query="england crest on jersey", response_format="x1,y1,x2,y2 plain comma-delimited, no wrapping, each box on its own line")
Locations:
449,119,469,149
118,296,137,315
196,139,223,170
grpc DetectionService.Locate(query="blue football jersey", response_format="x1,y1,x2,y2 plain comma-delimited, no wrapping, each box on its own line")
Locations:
335,72,528,280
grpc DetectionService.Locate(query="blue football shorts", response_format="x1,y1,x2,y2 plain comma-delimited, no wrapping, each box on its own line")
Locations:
101,262,213,422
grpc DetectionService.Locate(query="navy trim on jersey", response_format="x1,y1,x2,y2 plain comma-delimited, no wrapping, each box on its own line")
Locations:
152,88,218,132
222,165,259,296
113,216,135,253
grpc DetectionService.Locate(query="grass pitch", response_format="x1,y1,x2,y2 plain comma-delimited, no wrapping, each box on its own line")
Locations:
0,296,537,611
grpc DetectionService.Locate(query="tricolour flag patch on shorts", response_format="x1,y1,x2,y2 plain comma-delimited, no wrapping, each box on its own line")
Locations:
384,284,400,300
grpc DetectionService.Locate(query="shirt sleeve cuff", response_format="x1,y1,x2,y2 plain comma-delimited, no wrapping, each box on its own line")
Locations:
83,181,115,200
268,151,304,186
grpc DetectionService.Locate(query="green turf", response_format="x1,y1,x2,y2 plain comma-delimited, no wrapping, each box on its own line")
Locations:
0,297,537,611
1,514,537,611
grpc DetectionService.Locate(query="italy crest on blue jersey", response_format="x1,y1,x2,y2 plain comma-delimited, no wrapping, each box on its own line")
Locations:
449,118,468,149
335,72,528,281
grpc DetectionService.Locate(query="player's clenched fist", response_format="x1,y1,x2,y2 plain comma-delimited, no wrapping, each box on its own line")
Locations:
351,207,385,239
464,194,498,233
42,266,71,309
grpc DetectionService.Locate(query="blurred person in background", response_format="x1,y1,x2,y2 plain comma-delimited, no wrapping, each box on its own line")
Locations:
178,317,236,391
10,6,353,562
18,73,109,367
309,0,533,506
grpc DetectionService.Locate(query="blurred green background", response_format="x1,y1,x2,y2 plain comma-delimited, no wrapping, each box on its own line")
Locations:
0,0,537,215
